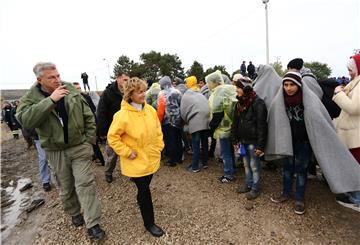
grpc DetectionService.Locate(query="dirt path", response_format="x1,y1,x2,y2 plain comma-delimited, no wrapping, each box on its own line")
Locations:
1,123,359,244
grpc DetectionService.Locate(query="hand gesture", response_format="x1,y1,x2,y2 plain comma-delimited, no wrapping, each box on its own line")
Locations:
128,151,137,160
50,85,70,102
334,85,344,94
255,149,264,157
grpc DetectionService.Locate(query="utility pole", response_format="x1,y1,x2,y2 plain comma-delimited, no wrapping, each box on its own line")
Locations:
263,0,270,64
103,58,111,82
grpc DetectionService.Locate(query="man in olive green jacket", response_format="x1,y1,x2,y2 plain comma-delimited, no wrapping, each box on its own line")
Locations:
16,62,105,240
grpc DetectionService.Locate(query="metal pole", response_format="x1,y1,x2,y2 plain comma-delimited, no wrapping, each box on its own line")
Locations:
95,76,98,91
265,2,270,64
107,62,111,81
103,58,111,82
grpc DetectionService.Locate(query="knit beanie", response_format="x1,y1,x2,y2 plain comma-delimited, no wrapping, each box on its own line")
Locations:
234,77,253,95
283,71,302,87
287,58,304,70
232,73,244,82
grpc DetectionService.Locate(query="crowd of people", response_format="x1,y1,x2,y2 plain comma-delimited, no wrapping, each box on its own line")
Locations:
6,54,360,241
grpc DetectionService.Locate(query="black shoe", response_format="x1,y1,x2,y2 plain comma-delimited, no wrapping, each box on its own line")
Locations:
72,214,85,227
105,174,113,183
87,224,105,240
165,161,177,167
43,183,51,192
145,224,165,237
236,184,251,194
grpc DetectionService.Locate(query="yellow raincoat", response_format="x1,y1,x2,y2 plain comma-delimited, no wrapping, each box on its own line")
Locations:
107,100,164,177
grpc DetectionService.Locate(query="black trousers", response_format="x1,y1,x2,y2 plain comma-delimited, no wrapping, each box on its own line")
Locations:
92,142,105,165
209,136,217,156
132,174,154,227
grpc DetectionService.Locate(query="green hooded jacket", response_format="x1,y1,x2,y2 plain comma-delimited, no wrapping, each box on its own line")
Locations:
206,70,237,139
16,82,96,151
145,82,161,109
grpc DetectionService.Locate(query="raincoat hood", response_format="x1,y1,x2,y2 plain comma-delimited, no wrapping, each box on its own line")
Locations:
185,76,199,91
173,77,185,85
159,76,172,89
222,74,232,84
205,70,224,91
148,82,161,91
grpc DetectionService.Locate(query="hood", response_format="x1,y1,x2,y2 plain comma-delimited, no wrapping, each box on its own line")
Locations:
255,64,275,80
120,99,146,112
159,76,172,89
148,82,161,91
205,70,224,91
185,76,199,91
173,77,185,85
222,74,232,84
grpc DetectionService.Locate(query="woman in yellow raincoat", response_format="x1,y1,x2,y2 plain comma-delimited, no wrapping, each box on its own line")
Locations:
107,77,165,237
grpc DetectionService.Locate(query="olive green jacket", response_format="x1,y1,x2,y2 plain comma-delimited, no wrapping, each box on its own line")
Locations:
16,82,96,150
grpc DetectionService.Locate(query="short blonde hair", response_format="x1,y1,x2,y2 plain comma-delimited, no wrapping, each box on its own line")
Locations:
123,77,148,102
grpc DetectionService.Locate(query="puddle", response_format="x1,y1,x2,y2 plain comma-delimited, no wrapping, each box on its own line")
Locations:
1,178,32,241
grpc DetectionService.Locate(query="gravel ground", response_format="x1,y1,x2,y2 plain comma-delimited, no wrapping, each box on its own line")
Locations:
1,123,359,245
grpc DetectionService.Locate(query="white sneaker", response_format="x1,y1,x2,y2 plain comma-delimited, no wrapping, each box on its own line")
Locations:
336,196,360,212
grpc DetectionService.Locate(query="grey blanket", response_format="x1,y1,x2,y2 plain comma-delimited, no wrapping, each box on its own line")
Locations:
253,65,282,109
266,81,360,193
301,68,323,99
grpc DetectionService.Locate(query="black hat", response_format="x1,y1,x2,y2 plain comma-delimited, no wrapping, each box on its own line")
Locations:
287,58,304,70
283,71,302,87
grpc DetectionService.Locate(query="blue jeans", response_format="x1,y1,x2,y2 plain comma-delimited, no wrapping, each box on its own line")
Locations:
283,141,312,202
219,138,234,177
191,130,209,170
34,139,51,184
347,191,360,205
242,144,261,191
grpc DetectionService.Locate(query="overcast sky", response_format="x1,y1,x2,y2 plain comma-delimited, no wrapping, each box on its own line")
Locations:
1,0,359,90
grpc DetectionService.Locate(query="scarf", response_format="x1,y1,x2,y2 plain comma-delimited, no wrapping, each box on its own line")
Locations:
235,90,257,115
283,89,303,107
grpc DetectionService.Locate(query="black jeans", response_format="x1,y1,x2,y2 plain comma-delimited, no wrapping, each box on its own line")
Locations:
132,174,154,227
92,141,105,165
162,124,183,163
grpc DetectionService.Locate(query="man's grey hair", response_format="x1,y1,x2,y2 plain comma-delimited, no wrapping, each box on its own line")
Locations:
33,62,57,78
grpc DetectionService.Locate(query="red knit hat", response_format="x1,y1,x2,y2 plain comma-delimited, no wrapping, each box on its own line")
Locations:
351,53,360,73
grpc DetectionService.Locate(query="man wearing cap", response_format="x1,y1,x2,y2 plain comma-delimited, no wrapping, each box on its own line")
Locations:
270,70,312,215
267,58,360,215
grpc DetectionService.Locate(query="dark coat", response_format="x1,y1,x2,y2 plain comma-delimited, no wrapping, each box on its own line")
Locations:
247,64,255,75
81,93,96,115
97,82,123,136
3,105,12,124
318,78,341,119
230,97,268,151
240,63,246,73
10,106,21,129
